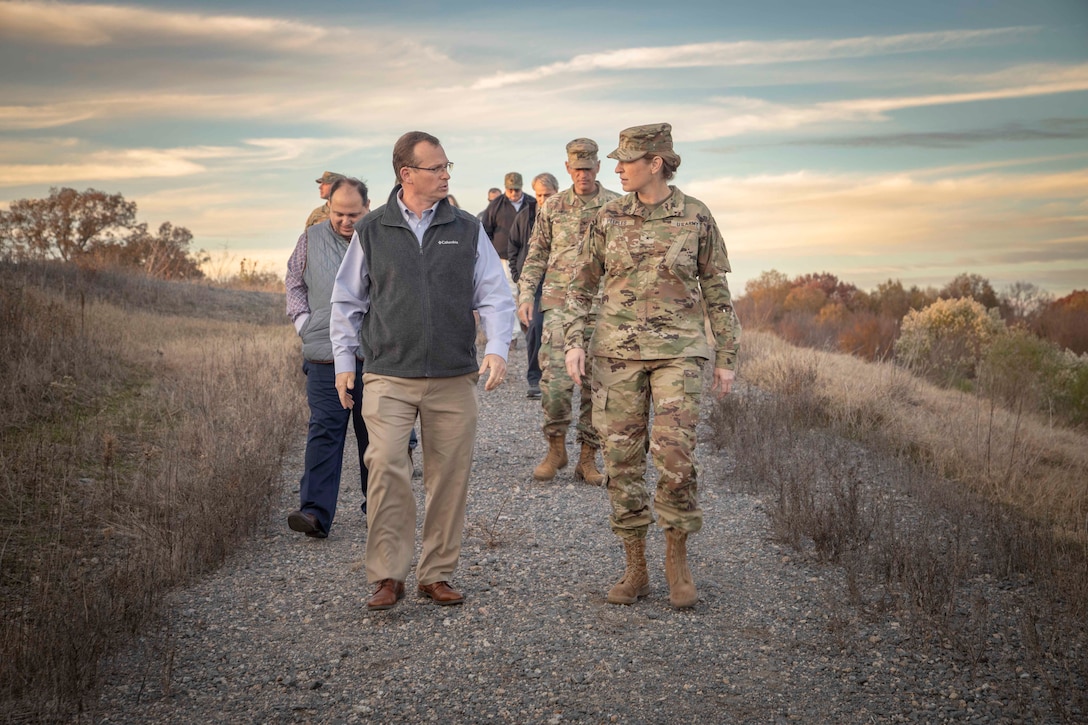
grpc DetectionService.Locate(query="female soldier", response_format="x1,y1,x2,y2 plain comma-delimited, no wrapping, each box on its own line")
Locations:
564,123,740,609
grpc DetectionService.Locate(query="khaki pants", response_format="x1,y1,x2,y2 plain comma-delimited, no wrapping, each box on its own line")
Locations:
361,372,479,585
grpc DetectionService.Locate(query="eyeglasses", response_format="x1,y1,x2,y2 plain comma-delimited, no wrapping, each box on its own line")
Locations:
405,162,454,174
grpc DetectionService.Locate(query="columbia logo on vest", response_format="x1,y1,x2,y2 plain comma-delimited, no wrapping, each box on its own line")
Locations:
436,240,459,245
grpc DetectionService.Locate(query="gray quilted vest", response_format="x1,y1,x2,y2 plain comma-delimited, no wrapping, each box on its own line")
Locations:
300,221,352,363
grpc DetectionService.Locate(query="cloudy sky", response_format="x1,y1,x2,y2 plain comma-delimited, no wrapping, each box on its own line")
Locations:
1,0,1086,295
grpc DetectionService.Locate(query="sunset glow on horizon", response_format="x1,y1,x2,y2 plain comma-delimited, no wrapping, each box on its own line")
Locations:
1,0,1086,296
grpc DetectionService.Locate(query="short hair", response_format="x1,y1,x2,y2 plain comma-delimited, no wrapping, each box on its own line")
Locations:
392,131,441,184
658,155,681,181
488,187,502,195
329,177,369,205
532,172,559,192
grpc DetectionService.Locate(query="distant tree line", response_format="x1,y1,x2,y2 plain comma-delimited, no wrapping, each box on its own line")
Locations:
735,270,1088,426
0,187,208,280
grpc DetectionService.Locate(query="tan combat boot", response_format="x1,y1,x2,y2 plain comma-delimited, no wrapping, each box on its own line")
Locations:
664,528,697,609
532,435,568,481
573,443,605,485
607,537,651,604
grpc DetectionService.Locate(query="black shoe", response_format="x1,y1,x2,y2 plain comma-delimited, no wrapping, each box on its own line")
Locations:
288,510,327,539
526,385,541,400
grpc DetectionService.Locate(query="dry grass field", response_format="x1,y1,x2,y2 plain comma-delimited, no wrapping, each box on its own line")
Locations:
739,331,1088,537
0,261,302,720
710,330,1087,719
2,262,1084,720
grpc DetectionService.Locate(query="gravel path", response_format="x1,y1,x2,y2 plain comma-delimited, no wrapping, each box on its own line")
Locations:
89,346,1075,724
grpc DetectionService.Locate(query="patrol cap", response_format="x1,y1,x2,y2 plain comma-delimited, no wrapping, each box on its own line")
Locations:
565,138,600,170
607,123,680,164
504,172,523,190
315,170,345,184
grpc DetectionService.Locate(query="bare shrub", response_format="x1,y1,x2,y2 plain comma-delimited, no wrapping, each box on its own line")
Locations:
466,493,516,549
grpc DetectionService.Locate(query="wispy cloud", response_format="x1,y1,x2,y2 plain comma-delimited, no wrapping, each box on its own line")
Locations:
793,119,1088,149
8,59,1087,146
0,1,328,50
0,135,394,188
472,27,1037,90
684,167,1088,290
0,102,101,131
0,148,208,186
678,63,1088,140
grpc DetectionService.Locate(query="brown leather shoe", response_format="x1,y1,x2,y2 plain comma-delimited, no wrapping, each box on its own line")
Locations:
287,510,327,539
366,579,405,610
417,581,464,606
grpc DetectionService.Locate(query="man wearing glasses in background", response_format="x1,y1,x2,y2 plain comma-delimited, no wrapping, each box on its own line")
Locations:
331,131,514,611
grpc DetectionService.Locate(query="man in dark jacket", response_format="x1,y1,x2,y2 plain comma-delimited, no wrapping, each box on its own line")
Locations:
508,172,558,399
482,171,535,305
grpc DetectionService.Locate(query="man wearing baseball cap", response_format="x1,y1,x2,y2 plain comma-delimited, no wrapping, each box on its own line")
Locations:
564,123,740,609
482,171,536,306
304,171,346,229
517,138,620,485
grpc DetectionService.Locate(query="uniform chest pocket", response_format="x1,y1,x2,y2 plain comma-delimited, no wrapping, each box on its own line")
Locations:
603,232,636,272
662,229,699,275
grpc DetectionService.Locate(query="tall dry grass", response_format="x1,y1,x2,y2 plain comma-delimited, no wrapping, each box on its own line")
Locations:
739,330,1088,538
710,329,1087,720
0,262,302,720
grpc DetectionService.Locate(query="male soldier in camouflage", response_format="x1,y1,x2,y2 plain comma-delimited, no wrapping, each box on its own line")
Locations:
304,171,345,229
517,139,620,484
564,123,739,609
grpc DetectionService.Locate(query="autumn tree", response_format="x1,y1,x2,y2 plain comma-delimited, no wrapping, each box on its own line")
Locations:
0,187,136,261
1037,290,1088,355
1,187,206,280
735,269,791,328
895,297,1005,384
997,281,1052,327
783,283,827,315
940,272,999,310
792,271,862,309
90,222,206,280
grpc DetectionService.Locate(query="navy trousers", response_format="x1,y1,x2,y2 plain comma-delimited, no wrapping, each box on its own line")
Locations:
526,282,544,387
299,359,368,535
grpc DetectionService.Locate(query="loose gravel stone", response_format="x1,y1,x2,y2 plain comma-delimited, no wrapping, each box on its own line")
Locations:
87,348,1082,723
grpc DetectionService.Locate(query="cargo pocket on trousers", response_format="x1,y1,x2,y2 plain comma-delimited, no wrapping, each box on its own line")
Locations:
591,382,607,426
683,367,703,400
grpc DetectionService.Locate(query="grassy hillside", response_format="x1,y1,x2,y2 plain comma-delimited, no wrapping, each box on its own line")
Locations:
0,260,303,720
711,330,1087,718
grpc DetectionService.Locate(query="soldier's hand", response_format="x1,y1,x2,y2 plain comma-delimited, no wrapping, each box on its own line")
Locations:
479,353,507,391
335,371,355,410
517,302,533,328
565,348,585,387
711,368,736,399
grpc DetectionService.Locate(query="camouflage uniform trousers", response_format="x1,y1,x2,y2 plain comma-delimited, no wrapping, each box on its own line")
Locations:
539,311,598,447
591,356,704,539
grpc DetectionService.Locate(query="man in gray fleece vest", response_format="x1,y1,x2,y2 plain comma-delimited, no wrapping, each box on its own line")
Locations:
331,131,514,611
285,178,371,539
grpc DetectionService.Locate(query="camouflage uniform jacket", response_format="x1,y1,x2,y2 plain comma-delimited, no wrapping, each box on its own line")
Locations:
304,202,330,230
517,183,620,311
563,186,740,370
